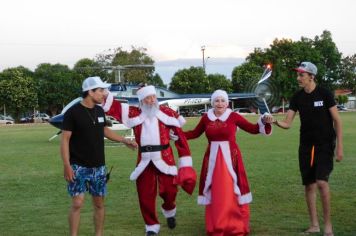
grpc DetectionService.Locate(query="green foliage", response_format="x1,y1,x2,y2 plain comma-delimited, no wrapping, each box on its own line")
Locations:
72,58,108,83
338,54,356,94
337,95,349,105
231,62,263,92
34,63,75,115
147,73,166,88
0,69,38,119
238,30,343,102
169,67,208,94
206,74,232,93
96,47,155,84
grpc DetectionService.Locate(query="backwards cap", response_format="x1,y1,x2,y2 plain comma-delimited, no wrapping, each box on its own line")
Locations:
294,62,317,75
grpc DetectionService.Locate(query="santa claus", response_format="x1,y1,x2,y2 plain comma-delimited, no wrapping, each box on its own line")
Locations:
102,85,196,236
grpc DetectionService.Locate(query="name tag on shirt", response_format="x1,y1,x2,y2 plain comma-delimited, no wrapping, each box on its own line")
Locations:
314,101,324,107
98,117,105,123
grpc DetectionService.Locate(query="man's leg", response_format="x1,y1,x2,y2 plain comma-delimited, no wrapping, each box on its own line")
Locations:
137,163,160,233
305,183,320,232
69,194,85,236
158,173,178,229
317,180,332,235
92,196,105,236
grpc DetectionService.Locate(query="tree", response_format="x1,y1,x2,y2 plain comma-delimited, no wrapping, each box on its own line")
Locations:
34,63,75,115
169,67,208,94
337,95,348,105
207,74,233,93
338,54,356,94
313,30,342,90
241,30,342,103
148,73,166,88
72,58,109,91
231,62,263,92
0,66,34,81
0,69,38,120
95,47,155,84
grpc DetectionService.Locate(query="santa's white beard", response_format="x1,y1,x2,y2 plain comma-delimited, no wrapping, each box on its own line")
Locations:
140,102,159,118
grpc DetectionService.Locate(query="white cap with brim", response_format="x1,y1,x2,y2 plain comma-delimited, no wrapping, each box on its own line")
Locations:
137,85,156,101
82,76,111,92
294,62,317,75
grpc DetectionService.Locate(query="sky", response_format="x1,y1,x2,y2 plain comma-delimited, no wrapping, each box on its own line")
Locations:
1,0,355,83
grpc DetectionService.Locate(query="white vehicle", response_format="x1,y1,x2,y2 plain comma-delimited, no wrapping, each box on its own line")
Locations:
0,115,14,124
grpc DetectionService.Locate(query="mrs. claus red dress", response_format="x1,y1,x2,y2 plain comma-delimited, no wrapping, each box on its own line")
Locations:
184,108,271,236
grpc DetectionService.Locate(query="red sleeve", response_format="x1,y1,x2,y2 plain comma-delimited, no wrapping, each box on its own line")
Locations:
105,100,123,122
172,127,192,157
233,113,260,134
184,116,206,140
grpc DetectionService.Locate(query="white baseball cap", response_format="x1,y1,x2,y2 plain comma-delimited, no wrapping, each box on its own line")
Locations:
82,76,111,92
294,62,318,75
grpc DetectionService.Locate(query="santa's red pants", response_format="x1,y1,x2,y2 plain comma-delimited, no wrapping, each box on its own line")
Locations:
136,162,178,225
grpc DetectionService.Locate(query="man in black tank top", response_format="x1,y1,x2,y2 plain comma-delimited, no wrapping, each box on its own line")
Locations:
60,76,137,236
273,62,343,236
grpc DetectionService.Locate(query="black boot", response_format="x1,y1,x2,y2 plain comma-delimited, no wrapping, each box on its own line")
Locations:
146,231,157,236
166,216,176,229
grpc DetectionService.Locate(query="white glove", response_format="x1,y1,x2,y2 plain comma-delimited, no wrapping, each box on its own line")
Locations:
169,130,179,141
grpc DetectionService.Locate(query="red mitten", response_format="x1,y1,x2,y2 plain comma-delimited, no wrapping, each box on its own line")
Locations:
177,167,197,195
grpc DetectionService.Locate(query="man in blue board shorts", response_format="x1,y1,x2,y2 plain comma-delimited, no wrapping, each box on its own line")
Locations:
60,76,137,236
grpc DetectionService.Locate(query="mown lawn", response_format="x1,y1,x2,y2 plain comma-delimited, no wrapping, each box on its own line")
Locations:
0,112,355,236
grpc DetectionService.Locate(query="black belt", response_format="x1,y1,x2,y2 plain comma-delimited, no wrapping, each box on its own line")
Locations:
140,144,169,153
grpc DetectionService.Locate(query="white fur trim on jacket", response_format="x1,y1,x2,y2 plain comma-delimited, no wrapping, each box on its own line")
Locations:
161,207,176,218
207,108,232,122
102,92,114,112
129,154,178,180
121,107,185,128
257,113,272,136
198,141,252,205
130,116,178,180
145,224,160,234
178,156,193,168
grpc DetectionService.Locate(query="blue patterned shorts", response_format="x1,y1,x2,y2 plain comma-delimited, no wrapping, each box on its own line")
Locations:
67,164,107,197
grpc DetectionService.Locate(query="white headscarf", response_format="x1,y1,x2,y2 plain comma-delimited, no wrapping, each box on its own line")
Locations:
211,89,228,107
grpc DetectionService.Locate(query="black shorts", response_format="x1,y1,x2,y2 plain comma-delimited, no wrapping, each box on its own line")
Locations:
298,142,335,185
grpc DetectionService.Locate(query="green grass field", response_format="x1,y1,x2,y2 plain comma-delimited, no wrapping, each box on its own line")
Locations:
1,112,355,236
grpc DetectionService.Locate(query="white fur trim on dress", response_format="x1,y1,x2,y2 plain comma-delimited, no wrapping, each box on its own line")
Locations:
145,224,160,234
257,113,272,136
102,92,113,112
207,108,232,122
179,156,193,168
161,207,176,218
137,85,156,101
198,141,252,205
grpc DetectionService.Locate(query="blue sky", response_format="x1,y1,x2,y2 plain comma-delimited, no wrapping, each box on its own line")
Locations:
1,0,355,83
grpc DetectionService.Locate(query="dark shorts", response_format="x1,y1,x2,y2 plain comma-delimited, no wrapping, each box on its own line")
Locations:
67,164,107,197
298,142,335,185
